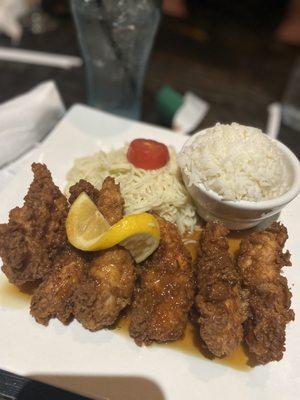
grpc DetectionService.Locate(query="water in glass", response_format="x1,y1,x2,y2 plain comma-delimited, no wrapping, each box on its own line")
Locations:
71,0,161,120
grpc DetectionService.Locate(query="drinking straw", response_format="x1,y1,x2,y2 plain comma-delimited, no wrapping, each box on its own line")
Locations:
0,47,82,69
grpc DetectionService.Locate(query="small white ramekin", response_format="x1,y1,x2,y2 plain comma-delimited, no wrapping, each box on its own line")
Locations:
179,129,300,230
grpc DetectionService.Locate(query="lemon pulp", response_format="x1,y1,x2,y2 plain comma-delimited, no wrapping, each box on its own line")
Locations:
66,192,110,250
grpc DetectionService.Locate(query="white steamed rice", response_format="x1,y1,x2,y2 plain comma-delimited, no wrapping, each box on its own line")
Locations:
179,123,290,202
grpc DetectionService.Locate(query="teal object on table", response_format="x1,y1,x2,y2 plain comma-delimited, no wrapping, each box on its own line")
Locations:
155,85,184,125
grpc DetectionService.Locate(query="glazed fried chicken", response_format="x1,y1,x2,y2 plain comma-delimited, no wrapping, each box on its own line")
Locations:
69,177,135,331
73,247,135,331
195,222,247,358
30,251,86,325
30,176,132,328
69,179,100,205
68,177,124,225
29,175,134,329
0,163,69,287
129,216,194,346
97,176,124,225
237,222,294,364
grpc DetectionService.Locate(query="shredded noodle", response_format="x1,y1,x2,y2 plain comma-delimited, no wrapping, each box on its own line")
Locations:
66,145,197,234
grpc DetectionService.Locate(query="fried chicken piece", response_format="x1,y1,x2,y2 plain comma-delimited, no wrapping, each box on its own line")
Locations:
30,178,104,327
195,222,247,358
237,222,294,364
69,179,100,205
69,177,135,330
0,163,69,287
129,216,194,346
68,176,124,226
30,251,86,325
73,247,135,331
97,177,124,225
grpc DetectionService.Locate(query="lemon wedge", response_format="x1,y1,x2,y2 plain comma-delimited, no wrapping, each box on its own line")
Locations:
93,213,160,263
66,192,111,250
66,193,160,263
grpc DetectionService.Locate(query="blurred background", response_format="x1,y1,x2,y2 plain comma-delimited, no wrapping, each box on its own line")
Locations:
0,0,300,155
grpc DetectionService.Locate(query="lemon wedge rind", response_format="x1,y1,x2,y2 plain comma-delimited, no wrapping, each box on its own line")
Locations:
121,232,160,263
88,213,160,254
66,194,160,262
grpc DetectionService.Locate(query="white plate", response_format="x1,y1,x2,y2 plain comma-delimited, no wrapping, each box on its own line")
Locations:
0,104,299,400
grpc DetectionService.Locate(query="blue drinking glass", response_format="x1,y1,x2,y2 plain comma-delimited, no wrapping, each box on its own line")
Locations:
71,0,162,120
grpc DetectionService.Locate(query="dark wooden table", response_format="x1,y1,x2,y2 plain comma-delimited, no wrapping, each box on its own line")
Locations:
0,13,299,156
0,9,299,400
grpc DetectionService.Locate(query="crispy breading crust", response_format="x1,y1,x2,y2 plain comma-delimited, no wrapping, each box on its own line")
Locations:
237,222,294,364
0,163,69,286
96,177,124,225
30,251,86,325
69,179,100,205
68,177,124,226
69,177,135,331
73,247,135,331
195,222,248,357
129,215,194,345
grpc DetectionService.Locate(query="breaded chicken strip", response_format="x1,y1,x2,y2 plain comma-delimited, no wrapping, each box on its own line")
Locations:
195,222,247,357
68,177,124,225
69,179,100,205
30,251,86,325
30,176,133,328
0,163,69,287
129,216,194,345
69,177,135,330
97,177,124,225
73,247,135,330
237,222,294,364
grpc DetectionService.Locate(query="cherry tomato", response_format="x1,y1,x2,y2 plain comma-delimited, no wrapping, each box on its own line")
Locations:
127,139,170,170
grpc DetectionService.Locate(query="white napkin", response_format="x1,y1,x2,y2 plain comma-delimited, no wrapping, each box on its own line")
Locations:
0,0,40,42
173,92,209,135
0,80,65,190
0,80,65,168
